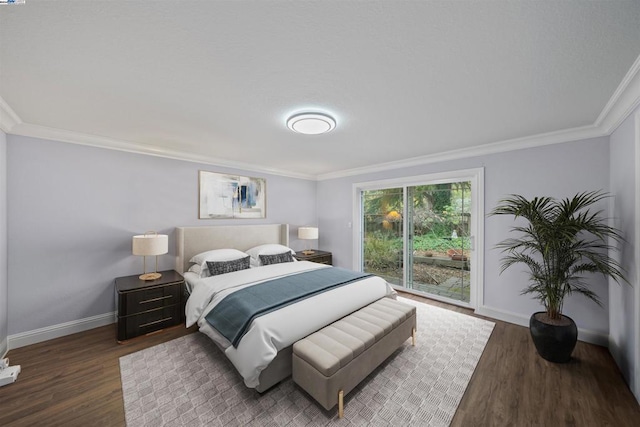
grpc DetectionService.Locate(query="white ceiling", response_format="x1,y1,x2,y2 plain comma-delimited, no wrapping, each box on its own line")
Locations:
1,1,640,179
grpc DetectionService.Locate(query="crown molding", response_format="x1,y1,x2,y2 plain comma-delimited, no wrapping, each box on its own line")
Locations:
3,52,640,181
0,95,22,133
317,124,604,181
596,53,640,135
318,54,640,181
9,122,316,180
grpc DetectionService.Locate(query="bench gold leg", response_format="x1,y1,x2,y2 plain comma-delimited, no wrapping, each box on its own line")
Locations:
338,390,344,418
412,327,416,346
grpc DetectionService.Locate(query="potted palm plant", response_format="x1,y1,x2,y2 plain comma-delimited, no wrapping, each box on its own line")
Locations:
490,191,627,363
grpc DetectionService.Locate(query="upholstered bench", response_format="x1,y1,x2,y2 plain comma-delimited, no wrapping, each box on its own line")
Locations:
292,297,416,418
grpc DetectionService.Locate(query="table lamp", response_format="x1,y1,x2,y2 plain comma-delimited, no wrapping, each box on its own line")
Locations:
132,231,168,280
298,227,319,255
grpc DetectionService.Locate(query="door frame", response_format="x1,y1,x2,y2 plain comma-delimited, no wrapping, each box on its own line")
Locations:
352,167,484,310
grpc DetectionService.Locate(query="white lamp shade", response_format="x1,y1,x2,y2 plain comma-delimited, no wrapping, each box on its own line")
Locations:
298,227,319,240
132,233,168,256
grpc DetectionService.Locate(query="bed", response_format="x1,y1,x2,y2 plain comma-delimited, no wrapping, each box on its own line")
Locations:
176,224,394,392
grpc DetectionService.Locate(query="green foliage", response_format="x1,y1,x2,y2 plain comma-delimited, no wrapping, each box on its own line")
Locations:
411,183,471,236
430,183,452,212
490,191,628,320
364,233,469,267
412,235,470,253
362,188,403,217
362,182,473,270
362,188,404,234
363,232,403,270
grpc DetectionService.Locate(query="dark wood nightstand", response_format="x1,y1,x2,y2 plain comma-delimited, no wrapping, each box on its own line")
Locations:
115,270,185,342
294,250,333,265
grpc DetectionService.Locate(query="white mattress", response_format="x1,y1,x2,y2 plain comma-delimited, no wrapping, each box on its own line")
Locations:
184,261,394,388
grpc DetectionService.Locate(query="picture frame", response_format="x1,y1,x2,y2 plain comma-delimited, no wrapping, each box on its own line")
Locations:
198,171,266,219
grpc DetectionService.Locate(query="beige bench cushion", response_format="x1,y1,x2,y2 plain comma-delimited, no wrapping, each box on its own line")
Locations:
293,298,415,377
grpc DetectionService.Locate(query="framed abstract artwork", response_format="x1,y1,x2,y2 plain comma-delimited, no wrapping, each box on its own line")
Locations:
198,171,266,219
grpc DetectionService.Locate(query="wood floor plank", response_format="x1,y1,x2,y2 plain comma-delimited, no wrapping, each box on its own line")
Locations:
0,294,638,426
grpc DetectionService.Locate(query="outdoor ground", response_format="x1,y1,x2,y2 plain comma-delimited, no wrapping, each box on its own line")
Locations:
368,257,471,302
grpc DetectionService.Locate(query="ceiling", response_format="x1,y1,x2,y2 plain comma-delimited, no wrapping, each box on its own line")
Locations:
1,1,640,179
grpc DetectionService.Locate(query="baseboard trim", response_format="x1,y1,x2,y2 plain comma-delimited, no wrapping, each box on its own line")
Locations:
2,305,611,350
7,312,117,350
475,305,609,347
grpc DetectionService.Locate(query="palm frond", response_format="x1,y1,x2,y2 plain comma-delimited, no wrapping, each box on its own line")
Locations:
490,191,629,317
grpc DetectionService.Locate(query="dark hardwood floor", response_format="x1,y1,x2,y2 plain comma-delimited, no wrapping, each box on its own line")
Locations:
1,293,639,426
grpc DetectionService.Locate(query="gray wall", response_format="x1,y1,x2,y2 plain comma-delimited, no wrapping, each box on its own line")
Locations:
0,130,7,356
3,127,637,396
6,135,317,335
317,137,612,335
609,105,638,399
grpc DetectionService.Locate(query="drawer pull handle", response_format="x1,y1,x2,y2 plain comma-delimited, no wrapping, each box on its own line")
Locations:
139,317,172,328
139,295,173,304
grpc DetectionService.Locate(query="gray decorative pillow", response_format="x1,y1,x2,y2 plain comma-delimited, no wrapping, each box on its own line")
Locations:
259,251,294,266
206,256,251,276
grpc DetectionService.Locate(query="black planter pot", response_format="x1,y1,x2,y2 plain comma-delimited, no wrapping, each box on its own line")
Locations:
529,312,578,363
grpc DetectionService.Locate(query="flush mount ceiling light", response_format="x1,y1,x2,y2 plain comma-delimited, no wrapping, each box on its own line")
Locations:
286,112,336,135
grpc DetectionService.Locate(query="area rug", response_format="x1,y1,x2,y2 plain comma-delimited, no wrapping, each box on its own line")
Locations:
120,297,494,426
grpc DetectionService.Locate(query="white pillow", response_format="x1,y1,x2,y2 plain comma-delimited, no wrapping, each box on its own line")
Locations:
189,248,249,277
246,244,296,267
188,264,202,276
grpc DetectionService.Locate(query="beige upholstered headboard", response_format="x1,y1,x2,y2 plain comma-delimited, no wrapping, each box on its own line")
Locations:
175,224,289,273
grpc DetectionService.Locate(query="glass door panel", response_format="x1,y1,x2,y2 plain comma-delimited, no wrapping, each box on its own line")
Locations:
357,170,481,309
407,182,471,303
362,188,404,286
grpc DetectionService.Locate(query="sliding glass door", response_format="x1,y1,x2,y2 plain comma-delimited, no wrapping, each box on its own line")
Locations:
357,170,482,308
406,183,471,302
362,188,404,285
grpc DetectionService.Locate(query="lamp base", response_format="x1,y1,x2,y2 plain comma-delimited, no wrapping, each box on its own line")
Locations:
301,249,316,255
139,272,162,281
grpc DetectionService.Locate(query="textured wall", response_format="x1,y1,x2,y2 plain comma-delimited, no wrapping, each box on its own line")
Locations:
0,130,7,356
6,135,317,335
609,106,639,399
317,137,612,335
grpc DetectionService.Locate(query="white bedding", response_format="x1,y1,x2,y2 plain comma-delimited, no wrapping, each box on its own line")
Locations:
184,261,394,388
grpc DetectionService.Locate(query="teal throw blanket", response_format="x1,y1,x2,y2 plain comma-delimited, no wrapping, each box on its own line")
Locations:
205,267,372,347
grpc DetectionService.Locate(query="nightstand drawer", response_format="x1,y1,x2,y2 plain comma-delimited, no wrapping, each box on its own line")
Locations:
118,305,182,341
312,254,332,265
115,270,185,342
121,283,181,316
